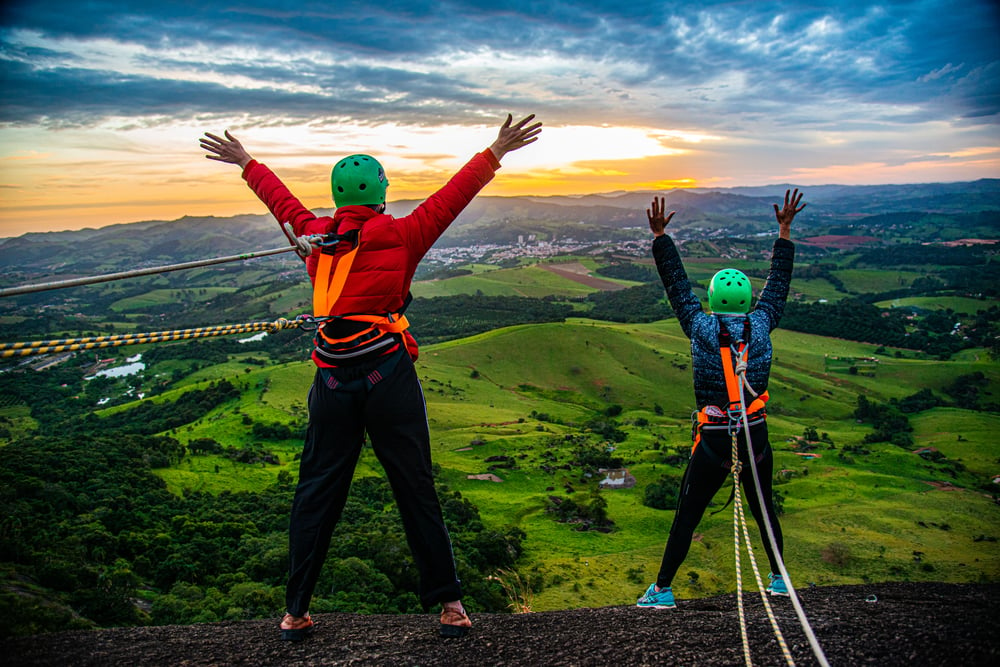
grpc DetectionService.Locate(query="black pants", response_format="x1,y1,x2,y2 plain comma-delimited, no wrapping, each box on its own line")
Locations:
656,420,783,588
285,348,462,615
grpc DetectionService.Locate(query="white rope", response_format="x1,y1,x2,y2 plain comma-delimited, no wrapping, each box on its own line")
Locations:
729,388,793,666
282,222,317,258
731,437,754,667
734,463,795,665
735,346,831,667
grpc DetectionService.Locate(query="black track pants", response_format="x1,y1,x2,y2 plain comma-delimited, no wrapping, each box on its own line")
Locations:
285,350,462,615
655,420,784,588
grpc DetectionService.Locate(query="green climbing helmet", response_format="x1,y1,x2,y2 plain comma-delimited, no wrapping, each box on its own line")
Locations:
708,268,752,315
331,154,388,207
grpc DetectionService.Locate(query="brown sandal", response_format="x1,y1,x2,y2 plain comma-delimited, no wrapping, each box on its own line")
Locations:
280,613,314,642
439,605,471,638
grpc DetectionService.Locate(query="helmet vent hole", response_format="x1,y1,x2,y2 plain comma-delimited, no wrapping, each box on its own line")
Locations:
359,184,366,190
337,186,344,192
353,161,360,166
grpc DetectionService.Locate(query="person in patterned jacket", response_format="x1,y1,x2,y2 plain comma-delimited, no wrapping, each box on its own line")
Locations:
200,114,541,639
637,189,806,610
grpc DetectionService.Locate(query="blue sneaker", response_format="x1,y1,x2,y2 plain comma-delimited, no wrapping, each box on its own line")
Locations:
767,573,789,597
637,583,676,609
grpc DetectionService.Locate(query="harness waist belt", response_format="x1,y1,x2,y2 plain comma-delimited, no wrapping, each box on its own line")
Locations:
691,391,769,454
698,412,767,431
314,331,399,362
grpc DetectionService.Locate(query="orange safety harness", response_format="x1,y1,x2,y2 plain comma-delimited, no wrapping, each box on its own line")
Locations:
311,230,415,362
692,319,769,456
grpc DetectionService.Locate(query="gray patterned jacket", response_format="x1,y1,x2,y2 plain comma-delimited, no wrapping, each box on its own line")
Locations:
652,235,795,410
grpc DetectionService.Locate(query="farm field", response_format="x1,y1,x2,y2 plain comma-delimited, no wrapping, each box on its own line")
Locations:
875,295,995,313
109,287,237,312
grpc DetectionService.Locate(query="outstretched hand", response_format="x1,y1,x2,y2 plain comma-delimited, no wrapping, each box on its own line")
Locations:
774,188,806,240
200,131,253,169
646,196,676,237
489,114,542,161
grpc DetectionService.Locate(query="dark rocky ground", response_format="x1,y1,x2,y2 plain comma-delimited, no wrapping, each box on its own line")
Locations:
10,583,998,666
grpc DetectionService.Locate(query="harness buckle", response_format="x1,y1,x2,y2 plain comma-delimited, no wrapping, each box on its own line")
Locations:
316,229,360,253
726,401,744,434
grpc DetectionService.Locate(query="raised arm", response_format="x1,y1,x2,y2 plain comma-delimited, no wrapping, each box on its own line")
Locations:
755,189,803,329
400,114,542,260
648,198,704,338
774,188,806,241
199,130,323,238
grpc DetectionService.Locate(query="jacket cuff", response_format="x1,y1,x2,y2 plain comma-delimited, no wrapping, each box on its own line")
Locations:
481,149,502,170
772,237,795,271
652,234,677,257
241,159,259,181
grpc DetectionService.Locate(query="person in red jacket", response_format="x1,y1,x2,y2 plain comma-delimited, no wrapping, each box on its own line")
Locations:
200,114,541,640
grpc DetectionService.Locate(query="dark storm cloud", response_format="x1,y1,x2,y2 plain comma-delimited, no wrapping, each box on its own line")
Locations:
1,0,997,128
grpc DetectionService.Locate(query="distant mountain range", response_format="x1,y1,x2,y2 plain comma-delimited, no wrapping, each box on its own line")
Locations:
1,179,998,276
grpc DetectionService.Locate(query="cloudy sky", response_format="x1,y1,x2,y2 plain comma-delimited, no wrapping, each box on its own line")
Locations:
1,1,998,235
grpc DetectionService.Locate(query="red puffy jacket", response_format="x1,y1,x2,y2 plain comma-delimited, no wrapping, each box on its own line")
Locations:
242,149,501,360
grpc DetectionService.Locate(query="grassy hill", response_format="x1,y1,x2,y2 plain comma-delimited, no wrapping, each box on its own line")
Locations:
152,319,1000,610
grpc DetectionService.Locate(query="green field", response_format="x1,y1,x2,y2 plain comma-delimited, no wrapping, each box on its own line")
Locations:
412,265,600,298
833,269,926,294
157,318,1000,610
266,284,312,316
875,296,996,313
109,287,238,312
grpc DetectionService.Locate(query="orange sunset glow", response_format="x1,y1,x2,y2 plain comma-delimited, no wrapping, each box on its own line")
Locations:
1,2,998,236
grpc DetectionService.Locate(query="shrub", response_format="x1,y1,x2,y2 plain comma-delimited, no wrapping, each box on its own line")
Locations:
643,475,681,510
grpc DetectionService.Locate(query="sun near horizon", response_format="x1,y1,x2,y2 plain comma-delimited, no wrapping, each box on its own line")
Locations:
1,122,998,237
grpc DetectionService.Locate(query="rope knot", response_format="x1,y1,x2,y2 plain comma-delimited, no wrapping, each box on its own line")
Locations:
267,318,289,333
294,236,314,257
282,222,317,258
733,350,759,398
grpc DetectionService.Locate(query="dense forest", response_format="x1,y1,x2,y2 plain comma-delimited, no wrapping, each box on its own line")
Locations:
0,365,527,636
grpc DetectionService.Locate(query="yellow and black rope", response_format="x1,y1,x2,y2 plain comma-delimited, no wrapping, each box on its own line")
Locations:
0,318,304,358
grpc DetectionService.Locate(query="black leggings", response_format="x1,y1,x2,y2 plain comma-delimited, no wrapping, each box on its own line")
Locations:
285,349,462,615
656,420,783,588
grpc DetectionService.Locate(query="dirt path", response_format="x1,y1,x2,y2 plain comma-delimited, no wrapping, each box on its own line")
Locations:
539,262,628,291
10,583,998,666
